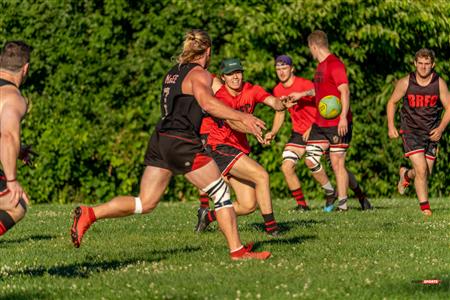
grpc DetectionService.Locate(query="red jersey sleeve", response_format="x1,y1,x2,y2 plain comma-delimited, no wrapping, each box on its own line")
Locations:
252,85,272,103
330,60,348,87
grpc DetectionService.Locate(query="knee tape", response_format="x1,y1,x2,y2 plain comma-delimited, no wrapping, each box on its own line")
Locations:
306,144,324,173
134,197,143,214
202,178,232,211
282,150,299,164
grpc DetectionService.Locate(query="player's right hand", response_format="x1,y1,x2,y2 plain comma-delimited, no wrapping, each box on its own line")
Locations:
6,180,29,208
388,127,399,139
241,113,266,140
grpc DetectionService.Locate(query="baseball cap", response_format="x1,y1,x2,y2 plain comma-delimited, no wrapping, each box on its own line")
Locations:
220,58,244,74
275,55,293,66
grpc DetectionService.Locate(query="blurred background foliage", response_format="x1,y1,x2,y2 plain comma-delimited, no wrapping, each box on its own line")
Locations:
1,0,449,203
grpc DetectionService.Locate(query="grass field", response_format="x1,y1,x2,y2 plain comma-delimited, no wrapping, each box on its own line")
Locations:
0,197,449,299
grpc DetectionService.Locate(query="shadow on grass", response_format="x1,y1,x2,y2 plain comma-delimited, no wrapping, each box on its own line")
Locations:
248,219,325,234
0,291,49,300
1,245,200,279
253,235,316,249
0,234,55,245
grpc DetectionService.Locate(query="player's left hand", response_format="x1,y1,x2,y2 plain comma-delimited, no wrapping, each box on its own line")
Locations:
338,116,348,137
429,127,444,142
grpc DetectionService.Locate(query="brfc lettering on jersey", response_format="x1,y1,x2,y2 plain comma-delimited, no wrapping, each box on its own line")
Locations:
407,94,438,108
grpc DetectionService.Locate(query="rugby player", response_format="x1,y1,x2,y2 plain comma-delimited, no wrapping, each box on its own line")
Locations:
70,30,271,260
387,48,450,216
0,41,32,235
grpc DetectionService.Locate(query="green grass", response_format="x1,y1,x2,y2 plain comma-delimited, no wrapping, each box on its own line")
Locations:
0,197,449,299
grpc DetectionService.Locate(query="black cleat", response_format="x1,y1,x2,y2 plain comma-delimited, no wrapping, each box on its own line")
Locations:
359,198,373,210
194,207,210,233
294,205,311,211
267,228,281,237
324,192,337,212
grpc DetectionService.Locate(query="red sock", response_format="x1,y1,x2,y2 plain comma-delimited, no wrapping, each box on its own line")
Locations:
207,210,216,223
199,194,210,209
0,222,7,236
291,188,307,207
262,213,278,233
420,201,430,211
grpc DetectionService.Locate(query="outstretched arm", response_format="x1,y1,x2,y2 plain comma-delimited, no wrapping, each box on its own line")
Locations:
386,77,408,139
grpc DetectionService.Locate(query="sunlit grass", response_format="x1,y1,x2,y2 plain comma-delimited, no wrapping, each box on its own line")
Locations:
0,198,449,299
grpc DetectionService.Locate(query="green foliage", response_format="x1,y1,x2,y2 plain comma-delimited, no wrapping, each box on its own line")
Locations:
1,0,450,203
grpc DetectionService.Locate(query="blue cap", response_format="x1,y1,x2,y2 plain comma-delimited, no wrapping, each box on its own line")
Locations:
275,55,293,66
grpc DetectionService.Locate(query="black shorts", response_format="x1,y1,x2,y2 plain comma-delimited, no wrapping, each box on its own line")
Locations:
400,130,438,160
208,144,245,176
0,170,7,196
307,123,352,150
144,130,212,175
285,131,307,149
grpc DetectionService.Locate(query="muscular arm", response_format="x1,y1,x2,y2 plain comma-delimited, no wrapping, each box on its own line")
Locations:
386,77,408,138
337,83,350,119
0,94,27,181
430,78,450,141
289,89,315,101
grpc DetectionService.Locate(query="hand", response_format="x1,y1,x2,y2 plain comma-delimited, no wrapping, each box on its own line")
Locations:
263,132,275,145
287,92,303,101
302,126,312,142
240,113,266,141
337,116,348,137
388,126,399,139
281,96,297,109
429,127,443,142
18,144,38,167
2,180,29,209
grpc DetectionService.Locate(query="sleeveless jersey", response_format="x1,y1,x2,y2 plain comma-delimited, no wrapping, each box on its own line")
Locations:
0,78,17,88
400,72,442,133
156,63,204,133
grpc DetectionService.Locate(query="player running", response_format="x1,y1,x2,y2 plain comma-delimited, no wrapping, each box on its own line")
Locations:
195,58,291,236
70,30,271,260
387,48,450,216
269,54,371,211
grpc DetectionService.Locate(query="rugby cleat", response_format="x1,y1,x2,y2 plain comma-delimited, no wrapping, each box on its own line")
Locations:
359,197,373,210
398,167,410,195
294,204,311,211
71,206,95,248
323,192,337,212
230,245,271,260
194,207,210,233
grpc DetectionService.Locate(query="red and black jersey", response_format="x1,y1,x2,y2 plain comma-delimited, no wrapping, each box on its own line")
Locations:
273,76,316,134
207,82,271,153
156,63,204,134
400,72,442,134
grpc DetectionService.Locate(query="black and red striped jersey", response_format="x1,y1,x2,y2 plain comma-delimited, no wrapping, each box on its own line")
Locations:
400,72,443,134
